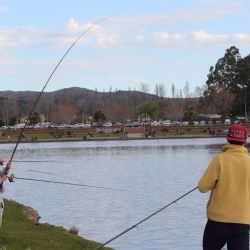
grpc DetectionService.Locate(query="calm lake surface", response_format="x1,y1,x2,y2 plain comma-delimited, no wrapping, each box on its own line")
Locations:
0,138,237,249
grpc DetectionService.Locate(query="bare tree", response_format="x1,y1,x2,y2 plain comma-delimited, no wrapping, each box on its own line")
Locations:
183,81,190,98
194,85,207,97
155,83,166,97
139,82,150,93
171,83,175,98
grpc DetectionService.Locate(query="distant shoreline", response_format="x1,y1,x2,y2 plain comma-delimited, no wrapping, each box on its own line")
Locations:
0,134,225,144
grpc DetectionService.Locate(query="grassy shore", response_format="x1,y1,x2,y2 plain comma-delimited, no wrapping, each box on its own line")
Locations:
0,199,112,250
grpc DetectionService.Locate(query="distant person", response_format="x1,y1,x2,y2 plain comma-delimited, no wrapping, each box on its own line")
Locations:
198,124,250,250
0,159,12,227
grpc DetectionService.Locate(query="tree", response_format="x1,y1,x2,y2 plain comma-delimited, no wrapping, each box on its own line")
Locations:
165,99,184,120
194,85,207,97
171,83,176,98
183,106,196,121
93,110,106,122
155,83,166,97
201,85,236,116
29,112,40,124
206,46,241,91
183,81,190,98
137,100,167,120
203,46,242,115
139,83,150,93
51,103,76,123
237,54,250,119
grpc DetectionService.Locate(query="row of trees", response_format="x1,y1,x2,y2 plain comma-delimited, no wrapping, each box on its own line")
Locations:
0,46,249,125
139,81,205,98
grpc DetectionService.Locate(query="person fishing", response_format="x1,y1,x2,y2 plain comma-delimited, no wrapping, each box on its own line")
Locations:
0,159,12,227
198,124,250,250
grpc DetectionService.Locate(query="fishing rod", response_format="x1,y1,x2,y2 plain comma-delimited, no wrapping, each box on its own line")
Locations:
13,160,71,163
94,186,198,250
0,14,117,180
8,174,124,191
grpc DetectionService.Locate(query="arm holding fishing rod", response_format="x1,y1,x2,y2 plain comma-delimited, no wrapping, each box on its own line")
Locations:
0,159,13,189
0,159,13,227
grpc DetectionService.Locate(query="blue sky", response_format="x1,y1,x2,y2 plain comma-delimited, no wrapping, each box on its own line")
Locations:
0,0,250,96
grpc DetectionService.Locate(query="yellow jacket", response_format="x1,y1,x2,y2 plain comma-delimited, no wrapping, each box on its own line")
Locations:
198,144,250,224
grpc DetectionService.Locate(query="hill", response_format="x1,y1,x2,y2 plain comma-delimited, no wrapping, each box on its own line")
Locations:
0,87,199,124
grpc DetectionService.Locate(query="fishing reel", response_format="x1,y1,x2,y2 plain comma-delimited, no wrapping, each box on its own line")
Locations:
8,173,15,183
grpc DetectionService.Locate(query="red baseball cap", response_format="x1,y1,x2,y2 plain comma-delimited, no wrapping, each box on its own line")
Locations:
226,124,248,143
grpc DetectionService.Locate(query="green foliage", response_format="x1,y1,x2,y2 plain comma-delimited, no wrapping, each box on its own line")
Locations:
29,112,40,124
183,106,196,121
137,100,167,120
93,110,106,122
206,46,241,91
202,46,250,116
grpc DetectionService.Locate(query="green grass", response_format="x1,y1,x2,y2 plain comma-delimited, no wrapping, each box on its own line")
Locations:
0,199,112,250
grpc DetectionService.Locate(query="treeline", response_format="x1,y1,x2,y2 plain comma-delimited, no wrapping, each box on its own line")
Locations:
0,89,159,125
0,45,249,125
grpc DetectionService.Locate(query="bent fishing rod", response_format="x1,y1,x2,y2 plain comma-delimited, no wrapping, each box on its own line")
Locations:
0,14,117,182
94,186,198,250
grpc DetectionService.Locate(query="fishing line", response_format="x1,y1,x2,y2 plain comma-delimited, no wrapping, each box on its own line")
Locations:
8,174,125,191
0,14,118,179
13,160,71,163
94,186,198,250
14,168,58,176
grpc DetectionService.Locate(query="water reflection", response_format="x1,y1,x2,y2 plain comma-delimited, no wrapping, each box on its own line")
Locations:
0,138,247,249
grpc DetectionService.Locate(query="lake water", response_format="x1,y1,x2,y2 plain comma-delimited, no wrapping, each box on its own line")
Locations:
0,138,233,249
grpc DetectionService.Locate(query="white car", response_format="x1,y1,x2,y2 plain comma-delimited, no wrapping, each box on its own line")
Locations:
103,122,112,127
163,120,171,126
151,121,160,126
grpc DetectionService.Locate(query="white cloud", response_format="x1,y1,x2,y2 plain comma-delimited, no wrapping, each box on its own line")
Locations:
193,30,250,47
152,31,185,46
233,33,250,42
0,9,249,53
115,5,241,28
194,30,229,43
66,17,121,47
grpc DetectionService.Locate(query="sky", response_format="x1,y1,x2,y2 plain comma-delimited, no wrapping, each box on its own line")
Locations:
0,0,250,96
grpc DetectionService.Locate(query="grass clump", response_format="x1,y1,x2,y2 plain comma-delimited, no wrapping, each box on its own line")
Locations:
69,225,79,235
0,199,112,250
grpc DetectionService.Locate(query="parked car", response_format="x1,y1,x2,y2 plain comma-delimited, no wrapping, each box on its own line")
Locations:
172,121,181,125
163,120,171,126
103,121,112,127
0,126,8,130
151,121,161,127
181,121,189,126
